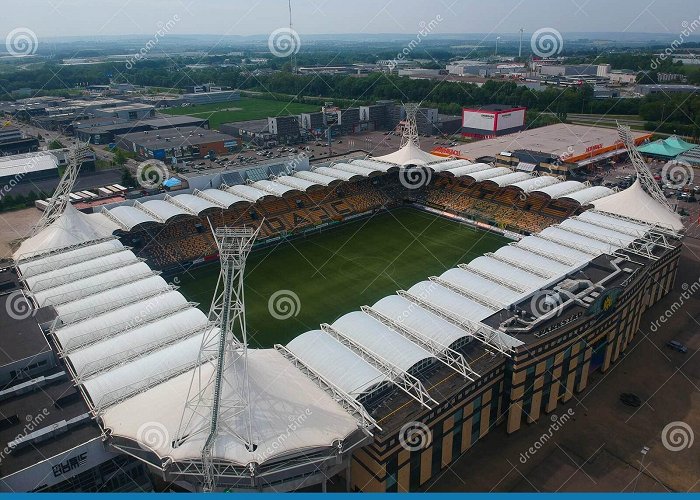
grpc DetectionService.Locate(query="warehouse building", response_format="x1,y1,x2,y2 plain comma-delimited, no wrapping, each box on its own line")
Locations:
462,105,527,139
115,127,238,161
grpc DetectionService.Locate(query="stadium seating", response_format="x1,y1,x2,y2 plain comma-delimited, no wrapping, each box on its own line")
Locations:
124,173,579,269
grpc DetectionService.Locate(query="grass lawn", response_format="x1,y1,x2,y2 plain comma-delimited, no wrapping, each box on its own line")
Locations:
176,208,509,348
161,97,319,129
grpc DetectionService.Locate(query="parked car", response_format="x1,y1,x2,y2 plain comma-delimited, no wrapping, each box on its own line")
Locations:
666,340,688,353
620,393,641,407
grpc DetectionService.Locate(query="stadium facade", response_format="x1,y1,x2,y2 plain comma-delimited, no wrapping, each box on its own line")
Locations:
0,141,684,492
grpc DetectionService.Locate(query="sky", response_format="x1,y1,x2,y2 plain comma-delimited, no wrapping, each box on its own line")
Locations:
1,0,699,39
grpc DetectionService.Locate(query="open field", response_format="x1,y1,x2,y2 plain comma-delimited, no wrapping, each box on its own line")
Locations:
161,97,319,129
176,208,509,348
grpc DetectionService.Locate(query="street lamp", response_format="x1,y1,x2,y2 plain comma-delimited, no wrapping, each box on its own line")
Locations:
633,446,650,492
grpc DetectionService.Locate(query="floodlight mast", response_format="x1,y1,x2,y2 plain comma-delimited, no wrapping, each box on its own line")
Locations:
401,103,421,149
31,141,91,236
617,122,674,211
174,224,261,492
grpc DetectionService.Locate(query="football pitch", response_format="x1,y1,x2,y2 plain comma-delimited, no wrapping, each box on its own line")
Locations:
176,208,509,348
161,97,319,129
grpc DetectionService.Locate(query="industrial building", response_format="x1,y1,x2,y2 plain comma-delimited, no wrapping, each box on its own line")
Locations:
94,104,156,122
115,126,238,161
74,115,209,145
461,105,527,139
444,123,652,177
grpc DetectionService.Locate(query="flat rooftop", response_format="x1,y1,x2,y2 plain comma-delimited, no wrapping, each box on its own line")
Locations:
452,123,650,163
481,252,651,345
116,126,236,149
0,374,100,477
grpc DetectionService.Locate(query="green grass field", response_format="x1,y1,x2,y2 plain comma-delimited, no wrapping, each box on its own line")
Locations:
161,97,319,129
176,209,509,348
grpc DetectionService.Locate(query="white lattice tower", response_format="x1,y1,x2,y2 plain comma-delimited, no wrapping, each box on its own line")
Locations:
617,122,673,211
175,225,261,492
401,103,420,149
31,141,91,236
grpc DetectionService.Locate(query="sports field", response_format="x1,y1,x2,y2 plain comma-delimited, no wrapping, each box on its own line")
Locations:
161,97,319,129
176,208,509,348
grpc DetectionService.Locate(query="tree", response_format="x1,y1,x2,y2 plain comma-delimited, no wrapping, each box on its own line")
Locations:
48,139,65,150
114,148,128,166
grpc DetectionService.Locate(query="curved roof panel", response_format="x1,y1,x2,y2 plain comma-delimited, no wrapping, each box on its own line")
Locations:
199,188,250,207
493,246,571,277
54,290,190,352
141,199,191,221
32,262,154,308
109,205,159,230
371,295,473,348
534,180,585,199
25,249,138,292
252,179,298,197
350,159,397,172
560,185,613,205
577,210,650,236
331,311,434,372
407,281,496,322
68,308,208,379
539,226,614,253
332,162,378,177
82,331,206,410
490,171,533,187
225,184,271,202
429,159,472,172
510,175,560,193
294,170,340,186
466,256,549,293
18,239,123,279
274,175,319,192
516,235,593,265
54,275,170,324
558,218,637,246
438,268,521,306
446,163,493,178
465,167,512,183
313,166,360,181
287,330,387,397
169,193,219,214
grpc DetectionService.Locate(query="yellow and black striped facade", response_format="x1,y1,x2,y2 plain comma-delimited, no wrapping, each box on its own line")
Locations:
350,244,681,492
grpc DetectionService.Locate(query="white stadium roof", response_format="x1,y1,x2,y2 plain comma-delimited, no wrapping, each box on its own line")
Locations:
10,162,682,482
593,179,683,231
373,142,445,165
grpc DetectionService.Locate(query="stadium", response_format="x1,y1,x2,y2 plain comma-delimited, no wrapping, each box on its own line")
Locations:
0,115,684,492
